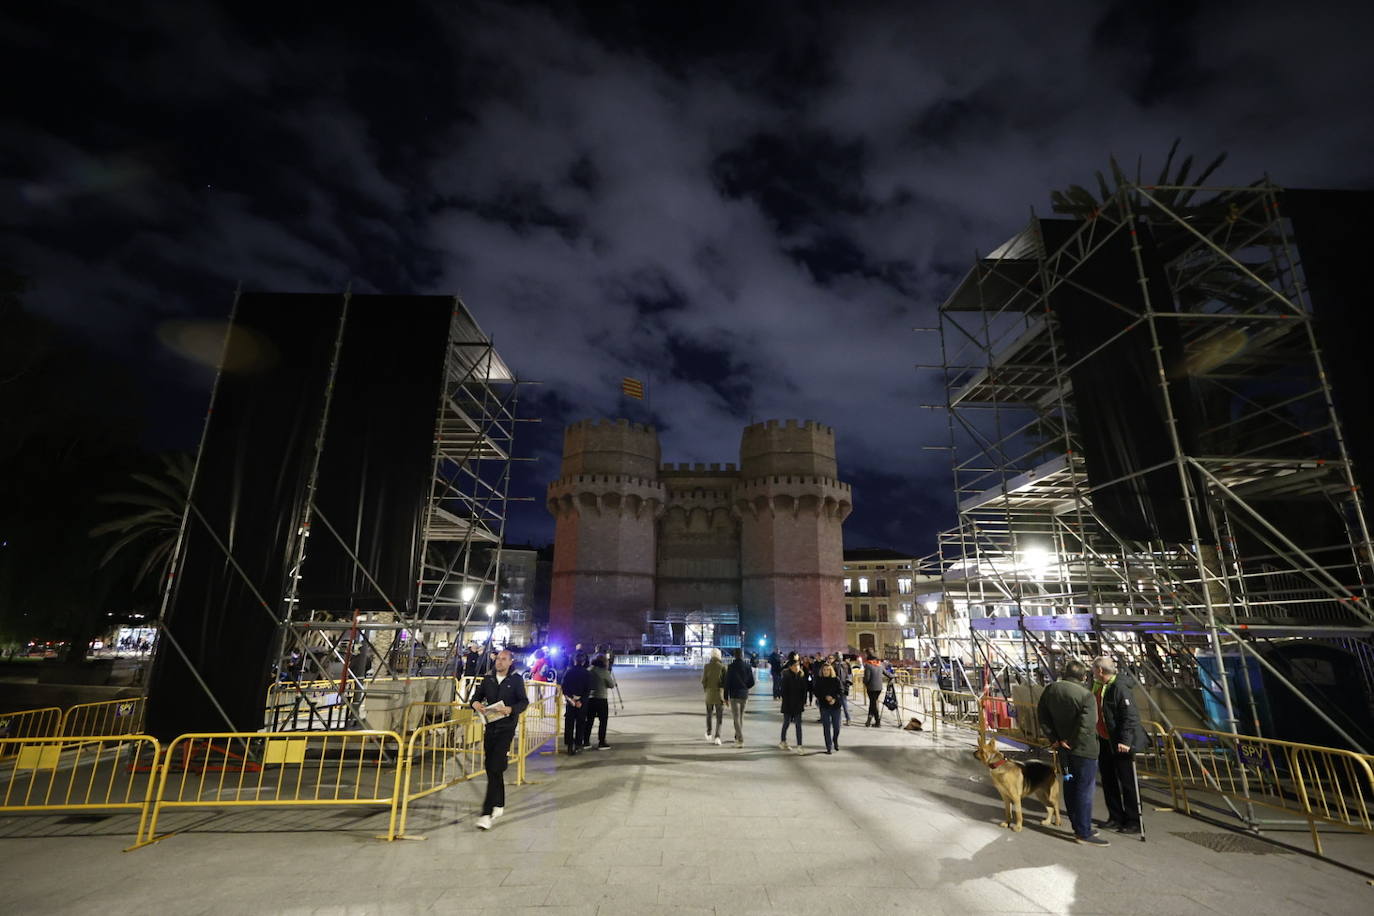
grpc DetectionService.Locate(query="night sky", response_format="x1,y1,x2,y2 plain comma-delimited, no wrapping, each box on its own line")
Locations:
5,1,1374,554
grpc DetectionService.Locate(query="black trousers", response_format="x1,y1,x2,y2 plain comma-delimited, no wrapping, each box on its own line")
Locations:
1098,737,1140,827
564,701,588,750
866,689,882,724
482,726,515,815
586,697,609,745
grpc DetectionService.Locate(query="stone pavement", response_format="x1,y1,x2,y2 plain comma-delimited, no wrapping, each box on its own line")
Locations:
0,667,1370,915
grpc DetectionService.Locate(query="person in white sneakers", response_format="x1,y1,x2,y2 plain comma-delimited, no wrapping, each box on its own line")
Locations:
470,648,529,830
701,648,728,745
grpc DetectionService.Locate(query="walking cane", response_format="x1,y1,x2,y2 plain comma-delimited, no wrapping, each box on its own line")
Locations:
1131,753,1147,842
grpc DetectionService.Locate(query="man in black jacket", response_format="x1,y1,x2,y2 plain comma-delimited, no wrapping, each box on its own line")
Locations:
1092,656,1147,835
471,648,530,830
725,649,756,747
560,653,593,756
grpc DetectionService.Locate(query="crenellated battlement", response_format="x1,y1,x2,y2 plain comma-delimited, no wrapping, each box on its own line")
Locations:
739,418,838,479
560,417,661,479
733,475,852,494
659,462,739,474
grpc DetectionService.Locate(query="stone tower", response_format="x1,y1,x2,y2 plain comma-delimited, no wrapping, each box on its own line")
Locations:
546,419,664,647
736,420,851,653
547,417,850,653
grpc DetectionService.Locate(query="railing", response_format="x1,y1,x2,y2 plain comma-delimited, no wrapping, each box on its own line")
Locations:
0,707,63,750
0,734,162,842
1160,726,1374,856
516,682,562,784
60,697,146,737
395,709,482,838
138,730,405,847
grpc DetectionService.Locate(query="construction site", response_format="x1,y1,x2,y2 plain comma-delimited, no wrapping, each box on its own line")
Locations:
909,180,1374,831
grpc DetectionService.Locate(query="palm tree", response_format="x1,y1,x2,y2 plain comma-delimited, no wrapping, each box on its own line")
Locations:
1049,138,1229,218
89,452,193,590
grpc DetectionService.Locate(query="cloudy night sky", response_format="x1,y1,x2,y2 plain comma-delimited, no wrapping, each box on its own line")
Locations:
5,1,1374,554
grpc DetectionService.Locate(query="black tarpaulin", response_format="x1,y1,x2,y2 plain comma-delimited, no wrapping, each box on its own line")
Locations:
146,293,344,740
1042,219,1209,543
298,296,453,616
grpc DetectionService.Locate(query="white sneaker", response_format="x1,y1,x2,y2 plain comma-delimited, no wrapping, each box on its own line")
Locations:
795,746,805,755
491,807,504,820
476,815,492,830
705,733,713,741
714,737,722,746
778,742,790,750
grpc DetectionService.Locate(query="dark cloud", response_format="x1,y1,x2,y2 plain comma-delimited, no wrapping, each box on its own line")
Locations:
4,0,1374,551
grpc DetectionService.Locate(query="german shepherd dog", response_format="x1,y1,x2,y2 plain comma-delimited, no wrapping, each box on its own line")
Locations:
973,735,1062,832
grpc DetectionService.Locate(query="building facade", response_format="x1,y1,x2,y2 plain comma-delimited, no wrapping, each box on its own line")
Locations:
547,418,852,654
842,549,940,659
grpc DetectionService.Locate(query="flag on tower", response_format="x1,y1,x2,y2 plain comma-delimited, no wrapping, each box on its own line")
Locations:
621,377,644,400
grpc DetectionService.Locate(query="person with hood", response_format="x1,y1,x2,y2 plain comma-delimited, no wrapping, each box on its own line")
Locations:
724,648,756,747
1092,656,1148,835
1037,659,1107,846
778,654,809,752
560,653,593,755
701,648,728,745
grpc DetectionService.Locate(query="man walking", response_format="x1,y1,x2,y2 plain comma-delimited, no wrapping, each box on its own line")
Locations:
1037,659,1107,846
725,648,756,747
1092,656,1147,835
470,648,529,831
768,649,783,699
560,652,592,755
862,653,887,726
701,648,728,744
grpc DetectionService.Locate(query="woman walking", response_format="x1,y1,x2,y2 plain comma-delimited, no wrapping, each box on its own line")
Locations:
778,655,808,753
813,662,844,754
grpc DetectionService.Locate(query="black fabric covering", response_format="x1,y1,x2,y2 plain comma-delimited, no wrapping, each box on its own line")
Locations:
146,293,345,740
1281,190,1374,498
299,296,452,615
1043,219,1208,542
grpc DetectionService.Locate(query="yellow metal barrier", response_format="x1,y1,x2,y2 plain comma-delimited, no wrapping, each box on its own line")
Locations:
60,698,146,738
0,734,161,841
517,682,562,785
395,710,483,838
140,729,404,847
0,707,64,748
1160,726,1374,856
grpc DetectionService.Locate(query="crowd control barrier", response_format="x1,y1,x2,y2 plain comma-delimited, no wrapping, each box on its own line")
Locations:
60,697,146,738
0,707,64,750
0,734,161,841
138,729,405,846
517,682,562,785
395,710,483,838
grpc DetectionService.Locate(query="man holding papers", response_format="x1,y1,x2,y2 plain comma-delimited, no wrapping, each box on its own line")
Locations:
470,648,530,830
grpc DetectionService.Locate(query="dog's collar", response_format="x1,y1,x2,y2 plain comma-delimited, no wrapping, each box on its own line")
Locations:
988,757,1008,768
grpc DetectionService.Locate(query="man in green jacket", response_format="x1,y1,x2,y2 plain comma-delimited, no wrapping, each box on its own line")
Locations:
1037,659,1108,846
701,649,728,745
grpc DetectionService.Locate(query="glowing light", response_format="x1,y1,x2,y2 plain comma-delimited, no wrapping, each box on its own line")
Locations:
485,604,496,617
896,613,908,625
1020,545,1050,570
460,586,475,602
924,600,938,613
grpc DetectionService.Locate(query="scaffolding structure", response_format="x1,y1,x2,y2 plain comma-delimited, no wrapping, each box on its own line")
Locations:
923,181,1374,753
270,299,523,731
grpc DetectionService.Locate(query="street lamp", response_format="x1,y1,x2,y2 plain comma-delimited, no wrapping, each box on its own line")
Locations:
461,586,475,603
896,613,908,626
485,604,496,618
924,600,938,613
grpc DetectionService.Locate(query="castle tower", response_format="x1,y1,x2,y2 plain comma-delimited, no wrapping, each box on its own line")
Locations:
547,419,664,647
735,420,852,654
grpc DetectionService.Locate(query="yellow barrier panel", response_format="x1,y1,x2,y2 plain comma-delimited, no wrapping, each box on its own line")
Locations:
140,729,404,847
395,710,483,838
60,698,146,738
0,734,161,842
1161,726,1374,856
0,707,64,749
517,683,562,785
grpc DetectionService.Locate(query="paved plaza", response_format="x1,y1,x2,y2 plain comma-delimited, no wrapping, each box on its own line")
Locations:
0,667,1370,915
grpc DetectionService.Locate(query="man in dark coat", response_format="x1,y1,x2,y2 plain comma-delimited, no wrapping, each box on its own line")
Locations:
470,648,529,830
1037,659,1107,846
768,649,784,699
778,655,809,752
560,653,593,756
725,649,756,747
1092,656,1148,834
